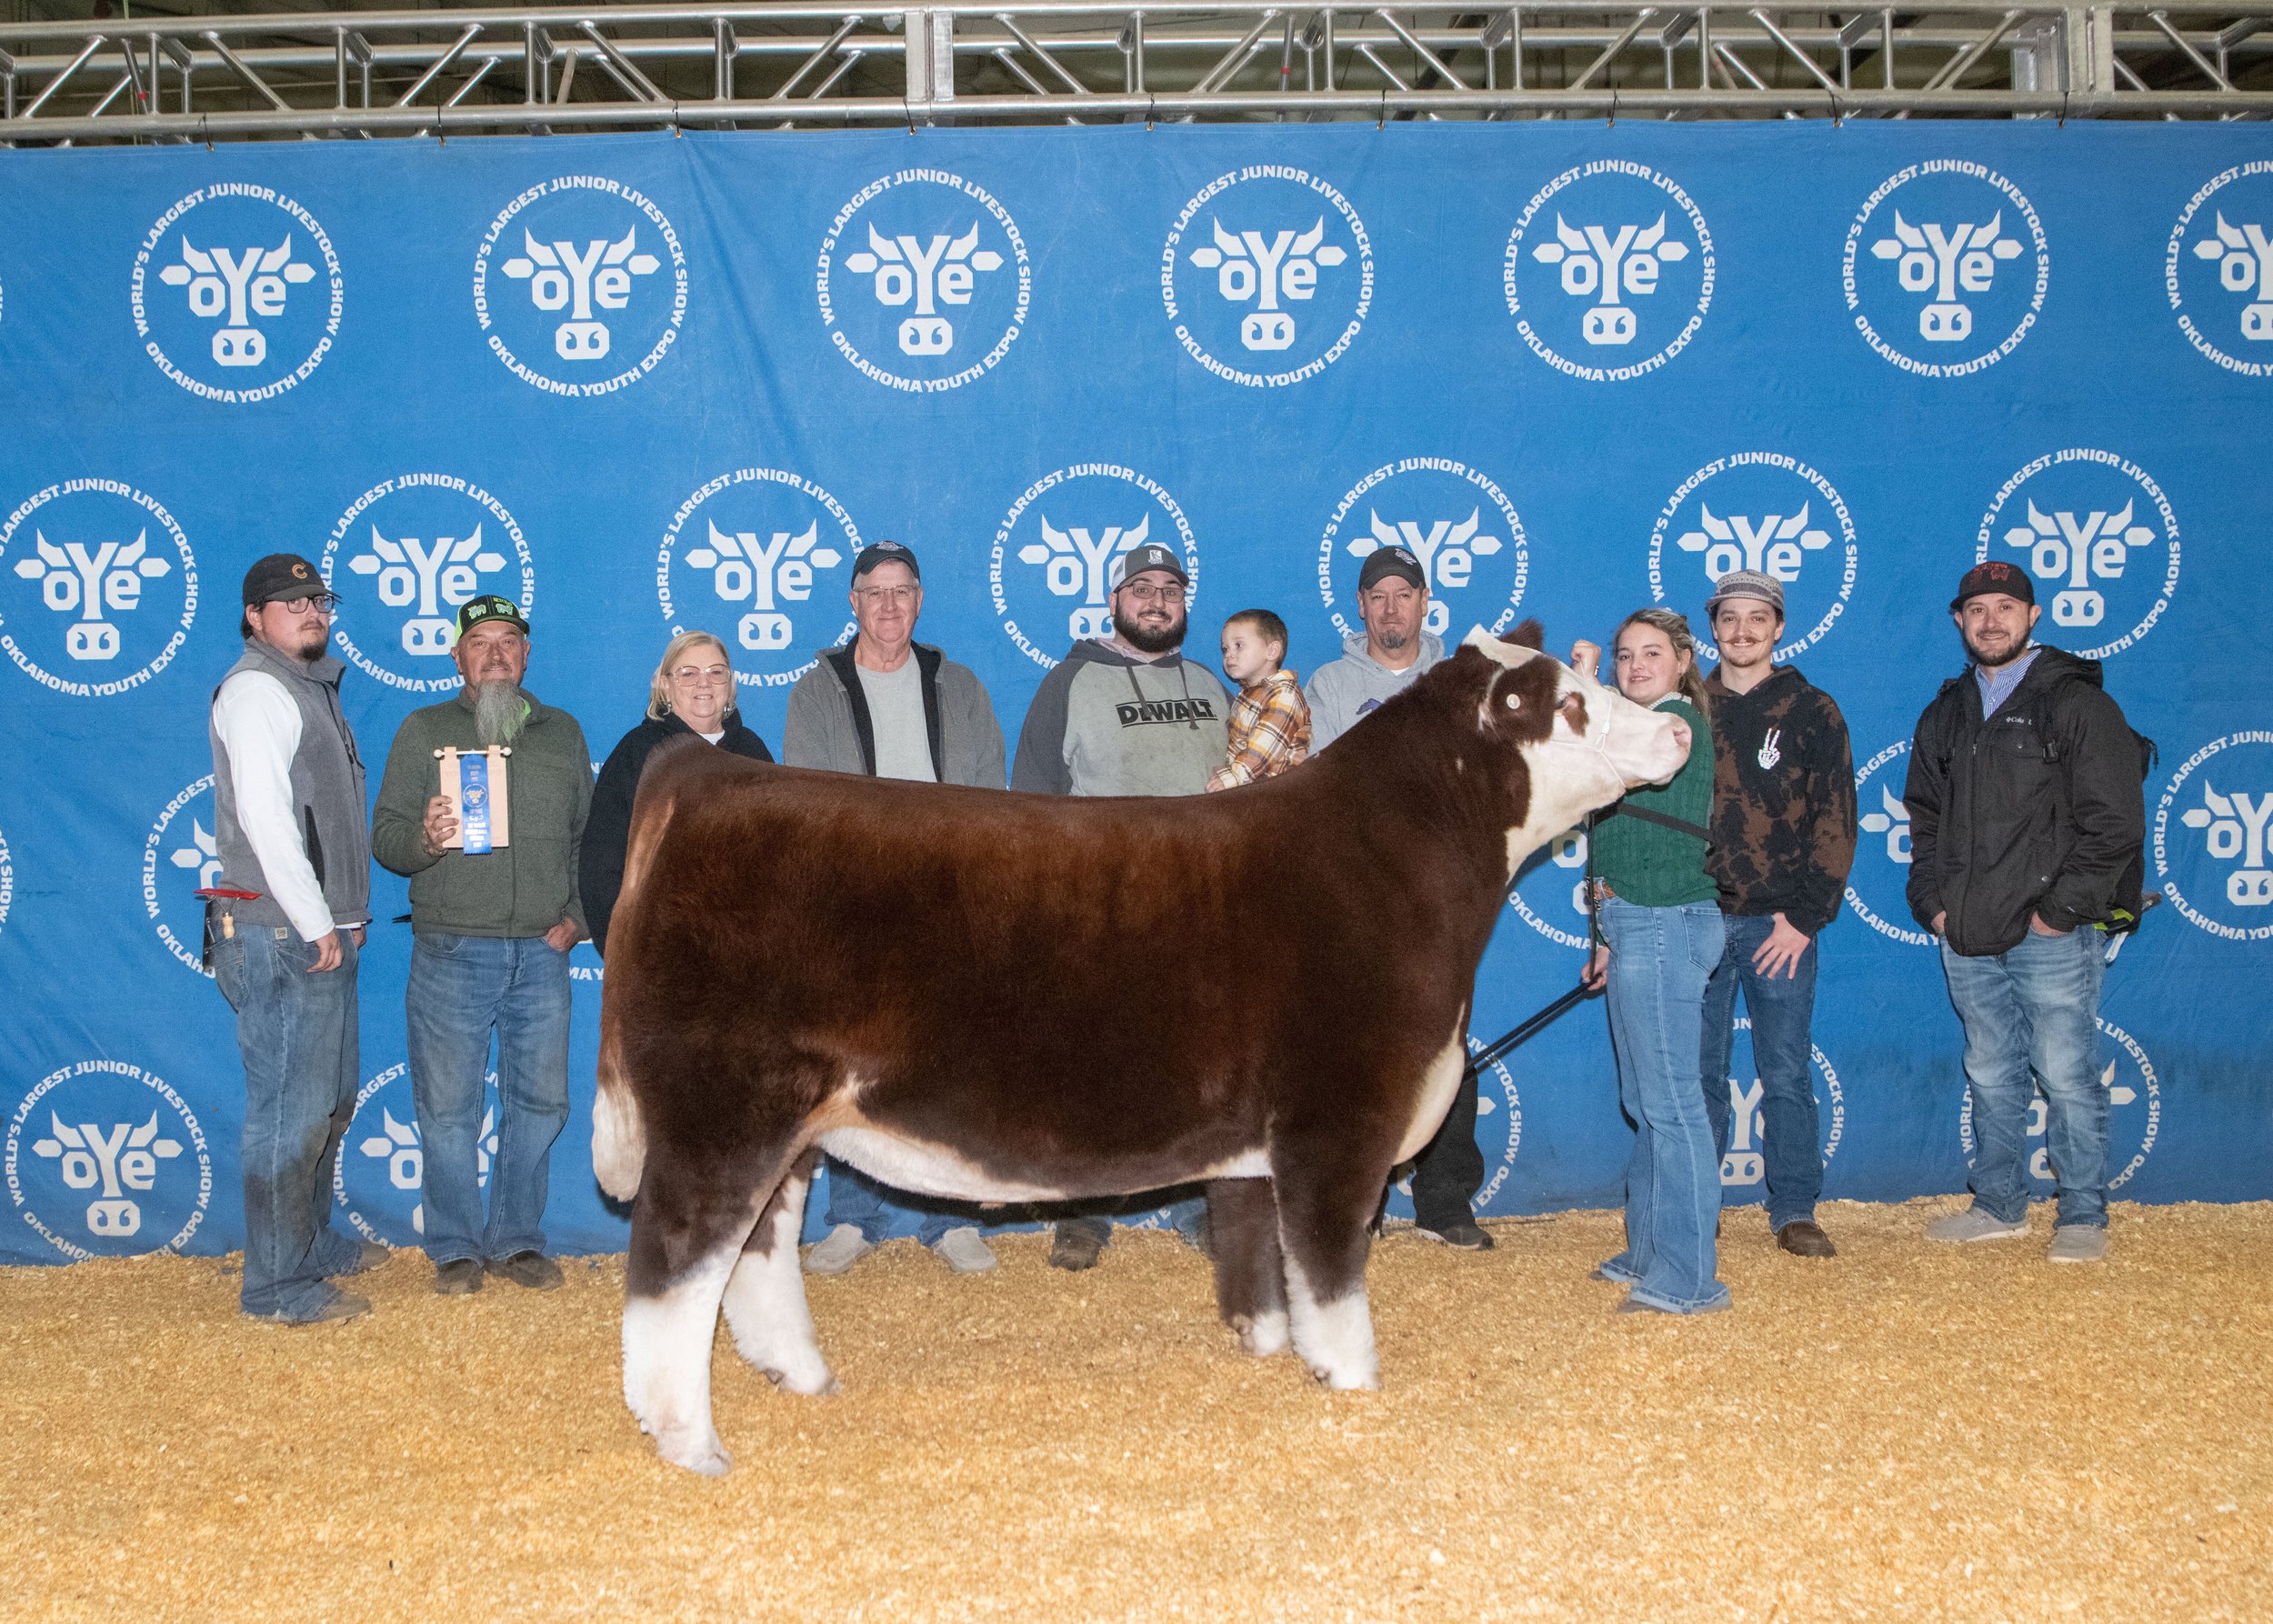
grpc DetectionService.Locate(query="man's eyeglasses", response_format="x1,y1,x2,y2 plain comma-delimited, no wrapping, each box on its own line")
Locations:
856,585,918,606
670,666,732,686
1120,581,1187,605
274,594,340,616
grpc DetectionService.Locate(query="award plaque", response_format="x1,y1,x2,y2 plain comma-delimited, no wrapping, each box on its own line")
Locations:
436,746,513,852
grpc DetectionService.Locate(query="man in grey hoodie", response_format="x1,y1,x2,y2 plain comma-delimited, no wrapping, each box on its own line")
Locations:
1013,541,1228,1269
1306,545,1490,1252
1305,544,1447,749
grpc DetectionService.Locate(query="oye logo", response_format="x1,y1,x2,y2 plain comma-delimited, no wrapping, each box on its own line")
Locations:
1504,160,1714,382
1959,1018,2160,1191
1718,1018,1846,1192
2155,732,2273,939
334,1064,499,1247
657,468,860,687
142,773,220,977
1162,166,1374,387
2166,161,2273,377
1976,450,2179,660
1844,741,1932,947
817,169,1030,391
1844,161,2048,377
990,465,1200,669
1317,458,1529,643
475,175,687,397
6,1059,212,1260
0,477,197,697
1648,453,1858,663
131,185,342,403
322,475,535,693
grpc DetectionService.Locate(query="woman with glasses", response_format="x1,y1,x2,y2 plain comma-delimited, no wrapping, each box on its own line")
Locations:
579,630,773,957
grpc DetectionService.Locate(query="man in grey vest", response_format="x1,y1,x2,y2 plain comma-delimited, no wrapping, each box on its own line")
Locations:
207,554,382,1325
785,539,1008,1276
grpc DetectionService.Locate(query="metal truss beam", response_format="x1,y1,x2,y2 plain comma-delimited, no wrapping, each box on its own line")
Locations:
4,2,2271,143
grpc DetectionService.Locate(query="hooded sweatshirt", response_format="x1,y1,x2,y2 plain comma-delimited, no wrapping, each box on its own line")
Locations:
1304,630,1447,750
1012,639,1230,797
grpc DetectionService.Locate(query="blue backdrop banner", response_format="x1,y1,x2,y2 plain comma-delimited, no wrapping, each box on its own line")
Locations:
1,122,2267,1265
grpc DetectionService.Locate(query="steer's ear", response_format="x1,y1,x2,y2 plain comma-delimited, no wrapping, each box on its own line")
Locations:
1506,619,1545,651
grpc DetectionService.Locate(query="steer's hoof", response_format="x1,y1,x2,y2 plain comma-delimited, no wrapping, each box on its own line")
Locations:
656,1429,732,1477
1307,1361,1381,1392
1235,1308,1289,1358
765,1361,840,1398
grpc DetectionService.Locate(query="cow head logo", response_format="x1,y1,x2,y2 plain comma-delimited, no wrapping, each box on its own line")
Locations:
1648,454,1859,663
131,186,342,403
334,1064,499,1246
1162,166,1374,387
1959,1018,2161,1191
1717,1019,1846,1191
1844,161,2049,377
1975,450,2180,661
5,1059,212,1259
991,466,1200,669
1504,160,1714,383
818,170,1030,391
322,476,535,691
0,478,197,698
2156,734,2273,940
140,775,219,977
1317,459,1529,644
474,175,687,396
657,468,860,687
1844,742,1932,947
2167,161,2273,377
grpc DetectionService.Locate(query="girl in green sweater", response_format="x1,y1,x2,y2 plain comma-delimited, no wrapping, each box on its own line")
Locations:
1573,609,1731,1315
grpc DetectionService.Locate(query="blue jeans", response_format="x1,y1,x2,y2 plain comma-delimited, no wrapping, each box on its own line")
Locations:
1700,913,1824,1232
824,1158,983,1247
213,923,365,1319
1940,924,2109,1229
406,932,572,1265
1597,897,1730,1314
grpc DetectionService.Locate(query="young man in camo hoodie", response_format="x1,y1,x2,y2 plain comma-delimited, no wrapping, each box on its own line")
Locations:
1697,570,1857,1260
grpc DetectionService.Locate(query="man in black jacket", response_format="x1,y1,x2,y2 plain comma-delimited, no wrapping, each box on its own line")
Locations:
1904,560,2145,1264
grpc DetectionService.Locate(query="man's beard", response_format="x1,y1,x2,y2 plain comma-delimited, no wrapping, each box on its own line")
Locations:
1961,625,2032,672
473,679,526,747
1114,603,1185,657
1372,626,1412,653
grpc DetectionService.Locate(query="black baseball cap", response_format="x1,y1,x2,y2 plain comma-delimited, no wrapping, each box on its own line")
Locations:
1116,542,1188,588
1357,545,1426,594
1951,559,2035,612
457,594,530,637
241,553,334,609
852,539,920,581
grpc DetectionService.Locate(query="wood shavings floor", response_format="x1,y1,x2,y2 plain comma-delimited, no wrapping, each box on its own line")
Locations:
2,1198,2267,1622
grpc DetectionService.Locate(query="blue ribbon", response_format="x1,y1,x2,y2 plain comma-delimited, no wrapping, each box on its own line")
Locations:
459,752,493,856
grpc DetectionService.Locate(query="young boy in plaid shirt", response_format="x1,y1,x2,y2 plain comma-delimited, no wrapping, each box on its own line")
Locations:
1206,609,1312,790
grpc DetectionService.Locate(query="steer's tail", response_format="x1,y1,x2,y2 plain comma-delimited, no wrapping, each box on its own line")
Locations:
591,780,682,1202
592,1038,647,1202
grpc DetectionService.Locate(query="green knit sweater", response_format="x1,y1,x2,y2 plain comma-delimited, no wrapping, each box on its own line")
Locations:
1587,696,1716,910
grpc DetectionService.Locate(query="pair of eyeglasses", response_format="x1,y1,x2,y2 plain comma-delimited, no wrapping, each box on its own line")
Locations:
856,585,918,606
671,665,732,686
275,594,340,615
1121,581,1187,605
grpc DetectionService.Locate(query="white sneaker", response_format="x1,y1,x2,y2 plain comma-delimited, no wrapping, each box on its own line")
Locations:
2048,1226,2108,1264
1924,1208,2028,1244
805,1223,875,1276
931,1227,998,1274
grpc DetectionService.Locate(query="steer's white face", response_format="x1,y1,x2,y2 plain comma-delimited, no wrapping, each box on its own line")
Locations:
1462,627,1693,880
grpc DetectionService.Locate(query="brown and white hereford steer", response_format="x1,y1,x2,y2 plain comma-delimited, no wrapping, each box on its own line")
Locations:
594,626,1687,1474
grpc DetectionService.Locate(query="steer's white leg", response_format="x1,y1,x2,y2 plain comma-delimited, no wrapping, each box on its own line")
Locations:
1281,1250,1379,1391
1242,1305,1291,1358
623,1242,740,1477
722,1165,837,1398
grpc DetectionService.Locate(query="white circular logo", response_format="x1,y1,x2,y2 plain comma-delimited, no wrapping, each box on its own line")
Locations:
1844,741,1931,947
1958,1018,2160,1190
143,773,219,977
1503,159,1715,383
321,474,536,694
1161,166,1375,387
333,1062,500,1246
6,1058,213,1259
1317,458,1528,643
130,185,343,403
0,477,198,697
1975,450,2179,661
1842,161,2048,378
657,468,861,688
2153,731,2273,941
473,175,688,396
988,464,1201,670
1506,826,1593,950
1717,1018,1846,1190
2167,160,2273,377
817,168,1031,392
1648,453,1858,663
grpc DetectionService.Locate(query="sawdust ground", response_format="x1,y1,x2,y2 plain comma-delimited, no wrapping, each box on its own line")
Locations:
1,1198,2268,1622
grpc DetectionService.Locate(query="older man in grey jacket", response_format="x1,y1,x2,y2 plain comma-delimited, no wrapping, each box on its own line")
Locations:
784,539,1008,1277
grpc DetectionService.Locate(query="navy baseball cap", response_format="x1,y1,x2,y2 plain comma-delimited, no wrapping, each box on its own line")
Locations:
852,539,920,581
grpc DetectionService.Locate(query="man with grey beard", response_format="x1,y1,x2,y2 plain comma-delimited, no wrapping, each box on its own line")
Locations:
373,595,593,1297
